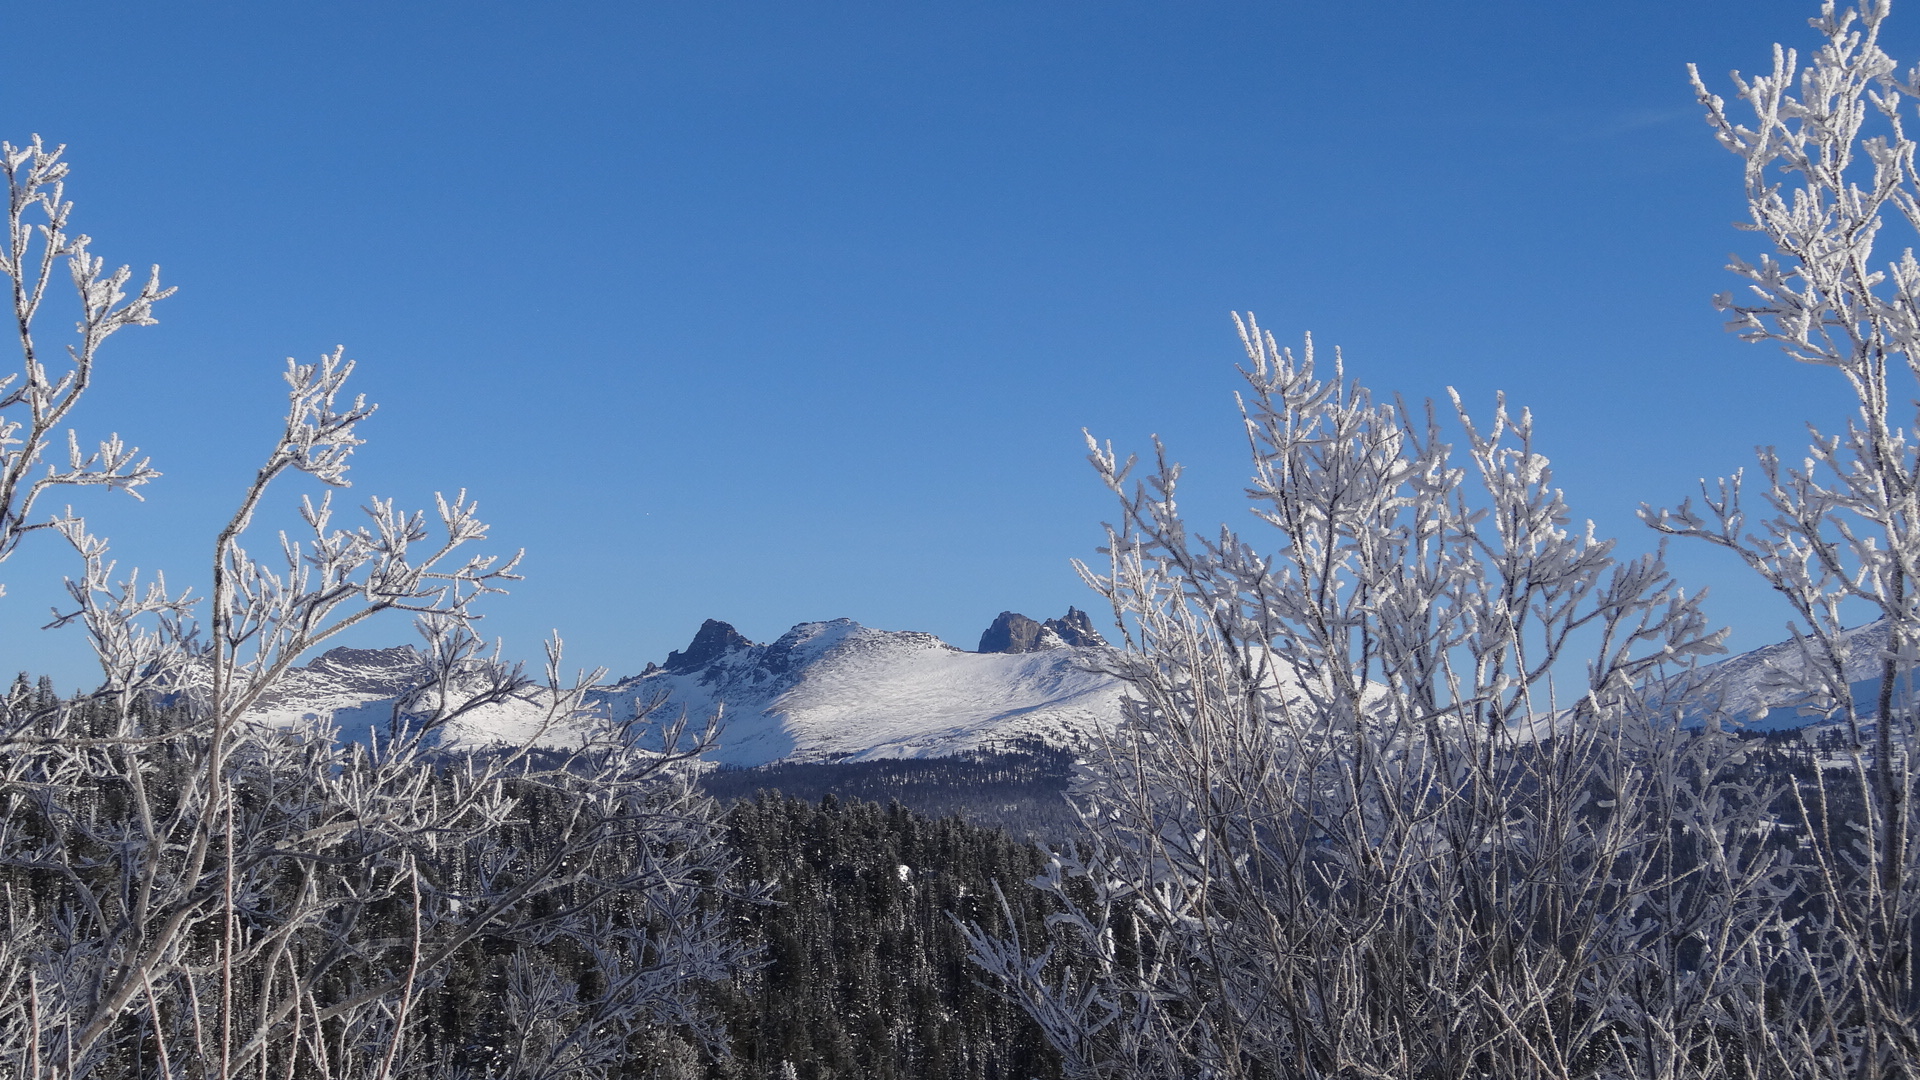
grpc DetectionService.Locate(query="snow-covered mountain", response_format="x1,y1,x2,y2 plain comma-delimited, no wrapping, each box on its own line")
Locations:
237,645,592,749
248,609,1907,761
594,617,1123,766
1682,618,1899,731
243,612,1127,765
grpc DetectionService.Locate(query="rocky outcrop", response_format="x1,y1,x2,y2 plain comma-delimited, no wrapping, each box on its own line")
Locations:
977,608,1108,653
1044,607,1108,648
665,619,754,673
978,612,1045,654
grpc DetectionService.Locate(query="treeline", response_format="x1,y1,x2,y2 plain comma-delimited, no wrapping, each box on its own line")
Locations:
698,741,1081,841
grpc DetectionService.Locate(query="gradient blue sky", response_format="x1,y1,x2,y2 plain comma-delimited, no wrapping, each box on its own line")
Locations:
0,1,1898,689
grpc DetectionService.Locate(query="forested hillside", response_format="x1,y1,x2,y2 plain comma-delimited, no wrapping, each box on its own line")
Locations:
700,793,1063,1080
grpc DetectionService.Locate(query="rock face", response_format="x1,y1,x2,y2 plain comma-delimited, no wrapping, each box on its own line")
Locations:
666,619,755,673
978,607,1108,653
978,612,1045,654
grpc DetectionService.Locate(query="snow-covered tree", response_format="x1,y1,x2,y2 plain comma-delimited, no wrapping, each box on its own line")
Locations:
0,138,754,1078
1644,1,1920,1071
965,322,1797,1078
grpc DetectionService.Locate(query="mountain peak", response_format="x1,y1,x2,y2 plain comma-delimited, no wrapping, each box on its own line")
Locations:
978,608,1108,653
665,619,754,673
602,616,1121,765
1047,607,1108,648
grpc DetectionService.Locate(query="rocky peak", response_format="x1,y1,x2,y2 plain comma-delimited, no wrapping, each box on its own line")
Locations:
246,645,424,703
1045,607,1108,648
665,619,754,672
978,608,1109,653
978,612,1044,654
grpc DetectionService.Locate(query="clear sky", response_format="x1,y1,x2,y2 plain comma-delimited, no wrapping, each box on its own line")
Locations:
0,1,1899,689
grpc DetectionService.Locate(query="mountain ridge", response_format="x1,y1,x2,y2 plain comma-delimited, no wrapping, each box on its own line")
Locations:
236,611,1901,763
594,616,1122,766
239,610,1126,765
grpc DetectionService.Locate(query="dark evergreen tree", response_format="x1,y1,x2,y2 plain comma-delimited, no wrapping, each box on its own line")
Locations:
703,792,1065,1080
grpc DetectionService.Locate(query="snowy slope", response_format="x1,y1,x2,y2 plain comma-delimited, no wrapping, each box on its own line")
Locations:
229,645,428,741
241,608,1906,760
1681,618,1898,730
238,645,580,749
591,619,1124,766
244,608,1913,760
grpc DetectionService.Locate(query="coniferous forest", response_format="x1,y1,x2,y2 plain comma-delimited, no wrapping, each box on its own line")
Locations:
701,792,1063,1080
697,742,1080,843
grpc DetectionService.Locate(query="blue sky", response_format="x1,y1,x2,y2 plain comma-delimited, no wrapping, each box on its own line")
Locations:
0,1,1897,688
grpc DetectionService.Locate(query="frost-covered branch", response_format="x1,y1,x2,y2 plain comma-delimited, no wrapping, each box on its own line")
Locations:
1644,5,1920,1069
0,136,169,581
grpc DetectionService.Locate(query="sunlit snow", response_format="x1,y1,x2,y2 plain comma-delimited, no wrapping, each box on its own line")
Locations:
243,619,1125,765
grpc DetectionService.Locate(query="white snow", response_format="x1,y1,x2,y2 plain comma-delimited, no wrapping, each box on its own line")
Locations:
236,645,594,750
592,619,1125,766
1680,619,1897,730
242,619,1127,765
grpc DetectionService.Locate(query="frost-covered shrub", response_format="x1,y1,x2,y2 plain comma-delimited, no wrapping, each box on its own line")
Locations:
972,4,1920,1077
0,136,754,1079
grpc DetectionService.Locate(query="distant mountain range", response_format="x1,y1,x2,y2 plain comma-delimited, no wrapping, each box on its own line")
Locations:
240,610,1910,763
243,609,1125,766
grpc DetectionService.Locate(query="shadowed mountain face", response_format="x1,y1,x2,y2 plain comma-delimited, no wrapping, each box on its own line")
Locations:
977,608,1109,653
666,619,754,673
